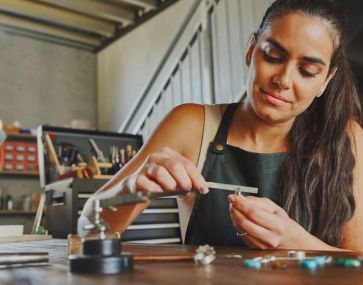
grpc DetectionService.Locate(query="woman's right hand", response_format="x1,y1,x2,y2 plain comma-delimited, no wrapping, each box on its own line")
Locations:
122,147,209,195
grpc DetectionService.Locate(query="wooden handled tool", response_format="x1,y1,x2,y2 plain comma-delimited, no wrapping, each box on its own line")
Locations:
43,134,65,176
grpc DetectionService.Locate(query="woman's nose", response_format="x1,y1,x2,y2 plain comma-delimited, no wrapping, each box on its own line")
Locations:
272,65,293,89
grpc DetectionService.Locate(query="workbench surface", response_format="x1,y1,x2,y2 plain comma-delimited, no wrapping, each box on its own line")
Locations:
0,239,362,285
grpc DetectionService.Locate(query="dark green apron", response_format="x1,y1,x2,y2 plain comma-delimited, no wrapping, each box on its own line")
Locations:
185,103,288,246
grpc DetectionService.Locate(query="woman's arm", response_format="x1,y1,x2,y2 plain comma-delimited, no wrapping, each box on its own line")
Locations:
229,195,347,251
229,121,363,251
81,103,207,233
340,121,363,251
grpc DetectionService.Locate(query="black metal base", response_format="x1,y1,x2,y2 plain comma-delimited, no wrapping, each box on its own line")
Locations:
69,253,133,275
69,238,133,275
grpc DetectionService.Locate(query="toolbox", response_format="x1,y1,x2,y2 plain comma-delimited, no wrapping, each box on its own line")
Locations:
37,126,181,242
45,178,180,241
0,133,39,175
37,125,143,187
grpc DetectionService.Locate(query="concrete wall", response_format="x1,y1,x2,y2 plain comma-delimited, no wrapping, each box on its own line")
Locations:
97,0,196,132
0,31,96,233
0,31,97,129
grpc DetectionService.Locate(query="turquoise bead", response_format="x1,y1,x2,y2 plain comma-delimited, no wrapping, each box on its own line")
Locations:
312,256,327,266
299,259,318,270
244,259,262,269
335,258,361,268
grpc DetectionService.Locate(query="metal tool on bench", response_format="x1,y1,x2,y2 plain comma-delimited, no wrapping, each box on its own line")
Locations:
69,182,258,275
0,252,49,268
69,191,180,275
69,200,130,274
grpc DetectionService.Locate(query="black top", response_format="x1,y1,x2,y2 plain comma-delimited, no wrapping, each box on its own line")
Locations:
185,103,304,246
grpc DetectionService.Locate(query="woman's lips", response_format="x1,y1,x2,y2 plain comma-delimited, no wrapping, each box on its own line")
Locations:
261,88,290,106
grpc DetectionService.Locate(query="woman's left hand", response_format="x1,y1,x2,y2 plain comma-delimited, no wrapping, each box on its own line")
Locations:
228,194,301,249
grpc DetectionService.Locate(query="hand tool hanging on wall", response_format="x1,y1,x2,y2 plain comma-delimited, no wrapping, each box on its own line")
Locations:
56,142,79,166
0,129,6,146
119,148,126,166
88,138,106,163
43,134,66,176
110,145,122,173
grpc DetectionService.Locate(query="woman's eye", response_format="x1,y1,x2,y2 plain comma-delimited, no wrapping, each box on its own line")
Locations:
263,50,283,63
299,68,318,78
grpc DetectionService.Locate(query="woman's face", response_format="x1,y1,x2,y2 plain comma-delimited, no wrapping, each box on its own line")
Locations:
245,11,336,125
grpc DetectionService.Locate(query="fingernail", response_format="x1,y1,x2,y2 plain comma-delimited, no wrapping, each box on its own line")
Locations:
200,186,209,194
228,195,236,203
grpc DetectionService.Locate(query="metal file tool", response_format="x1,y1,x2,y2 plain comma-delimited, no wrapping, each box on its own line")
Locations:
98,182,258,210
206,182,258,194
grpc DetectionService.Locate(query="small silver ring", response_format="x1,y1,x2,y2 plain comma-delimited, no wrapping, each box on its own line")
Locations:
237,232,247,237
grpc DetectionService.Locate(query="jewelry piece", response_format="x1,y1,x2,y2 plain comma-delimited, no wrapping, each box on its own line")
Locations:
237,232,247,237
288,250,305,260
272,261,288,269
194,245,216,265
244,259,261,269
299,259,318,270
223,254,243,259
334,258,361,268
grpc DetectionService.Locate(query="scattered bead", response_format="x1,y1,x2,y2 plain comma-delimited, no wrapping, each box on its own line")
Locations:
335,258,361,268
260,255,276,263
272,261,288,269
244,259,262,269
299,259,318,270
243,253,362,271
288,250,306,260
311,256,330,266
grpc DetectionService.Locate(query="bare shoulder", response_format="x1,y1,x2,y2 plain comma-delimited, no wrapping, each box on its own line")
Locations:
142,103,205,164
166,103,205,128
113,103,226,180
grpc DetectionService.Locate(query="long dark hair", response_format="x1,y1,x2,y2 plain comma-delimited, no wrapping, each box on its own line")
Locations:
256,0,361,246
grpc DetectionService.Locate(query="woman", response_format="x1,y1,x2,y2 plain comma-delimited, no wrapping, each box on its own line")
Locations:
83,0,363,251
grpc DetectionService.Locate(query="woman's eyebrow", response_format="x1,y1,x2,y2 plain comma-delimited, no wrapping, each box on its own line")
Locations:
265,38,326,66
301,56,326,66
265,38,289,54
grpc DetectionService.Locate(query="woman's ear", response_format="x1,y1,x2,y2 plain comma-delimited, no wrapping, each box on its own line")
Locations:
245,33,257,66
317,67,337,97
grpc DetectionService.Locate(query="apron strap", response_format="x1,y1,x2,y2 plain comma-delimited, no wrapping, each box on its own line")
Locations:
213,102,240,145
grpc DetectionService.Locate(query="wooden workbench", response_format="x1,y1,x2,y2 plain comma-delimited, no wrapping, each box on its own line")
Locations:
0,239,362,285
